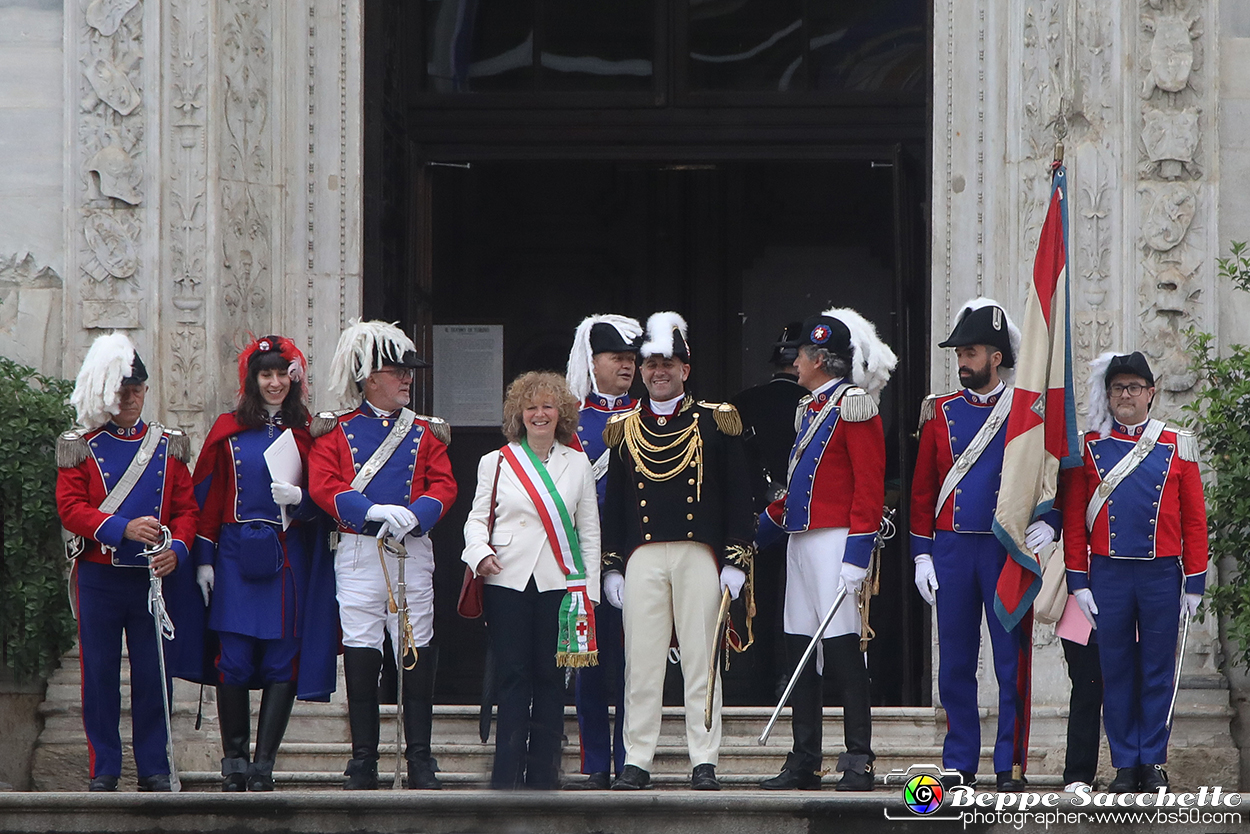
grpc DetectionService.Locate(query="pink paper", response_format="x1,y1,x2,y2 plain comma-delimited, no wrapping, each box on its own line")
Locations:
1055,594,1092,645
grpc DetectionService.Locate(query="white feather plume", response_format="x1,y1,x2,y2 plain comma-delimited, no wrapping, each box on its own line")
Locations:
640,311,689,360
70,332,138,430
951,297,1022,384
1086,351,1118,438
821,307,898,401
566,314,643,402
326,319,416,408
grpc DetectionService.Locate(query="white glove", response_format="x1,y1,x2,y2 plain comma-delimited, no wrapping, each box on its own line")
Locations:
1074,588,1099,629
1025,520,1056,553
1184,593,1202,619
270,481,302,506
913,554,939,606
840,563,868,595
604,571,625,610
365,504,418,538
196,565,214,607
720,565,746,600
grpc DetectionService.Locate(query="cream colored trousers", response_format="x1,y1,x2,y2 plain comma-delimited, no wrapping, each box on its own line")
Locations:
621,541,723,771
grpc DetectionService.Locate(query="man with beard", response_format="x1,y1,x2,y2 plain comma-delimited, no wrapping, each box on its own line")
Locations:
910,298,1059,792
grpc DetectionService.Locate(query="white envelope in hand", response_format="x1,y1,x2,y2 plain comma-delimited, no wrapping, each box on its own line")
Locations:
263,429,303,530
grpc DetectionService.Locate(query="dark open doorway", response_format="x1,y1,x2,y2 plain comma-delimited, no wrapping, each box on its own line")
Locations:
362,0,933,708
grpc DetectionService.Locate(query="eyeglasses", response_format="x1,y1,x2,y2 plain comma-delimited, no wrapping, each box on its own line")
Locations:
376,367,415,382
1109,383,1148,397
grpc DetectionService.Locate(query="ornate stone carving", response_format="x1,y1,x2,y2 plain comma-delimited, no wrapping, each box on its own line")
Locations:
86,0,141,37
85,56,141,116
0,254,64,377
1141,106,1201,179
1141,3,1201,97
1018,0,1065,265
1139,181,1196,255
87,143,143,204
82,211,139,279
168,326,206,413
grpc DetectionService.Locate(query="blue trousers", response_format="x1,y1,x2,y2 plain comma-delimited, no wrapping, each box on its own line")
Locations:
574,600,626,775
933,532,1030,774
75,561,172,780
1089,555,1181,768
216,631,299,687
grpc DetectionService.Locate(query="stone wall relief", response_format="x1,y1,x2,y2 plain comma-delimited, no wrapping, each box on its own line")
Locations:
73,0,146,334
0,254,64,376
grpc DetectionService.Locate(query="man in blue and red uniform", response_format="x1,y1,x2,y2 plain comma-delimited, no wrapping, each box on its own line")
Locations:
910,298,1058,792
564,314,642,790
1063,351,1207,793
309,320,458,790
56,333,198,792
757,308,895,792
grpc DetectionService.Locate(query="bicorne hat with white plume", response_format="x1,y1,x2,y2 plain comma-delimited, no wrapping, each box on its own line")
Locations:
818,307,898,402
70,332,147,430
566,314,643,402
939,297,1022,383
326,319,426,408
1086,350,1155,438
639,312,690,362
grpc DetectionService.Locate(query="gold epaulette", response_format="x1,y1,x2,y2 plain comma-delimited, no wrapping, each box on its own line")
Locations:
836,388,877,423
161,426,191,463
415,414,451,446
57,429,89,469
602,406,640,449
1174,427,1199,462
697,401,743,436
917,391,957,430
311,409,353,438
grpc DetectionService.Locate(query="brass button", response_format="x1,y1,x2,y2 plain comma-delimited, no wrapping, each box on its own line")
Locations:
689,461,696,468
686,532,693,539
642,516,649,524
687,496,694,503
645,533,652,541
637,482,644,489
687,513,693,520
640,500,647,507
688,478,695,485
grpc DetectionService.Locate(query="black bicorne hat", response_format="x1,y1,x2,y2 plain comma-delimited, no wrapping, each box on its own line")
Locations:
1104,351,1154,388
374,346,431,370
588,321,643,354
938,304,1016,367
122,352,148,385
793,314,853,359
769,321,803,365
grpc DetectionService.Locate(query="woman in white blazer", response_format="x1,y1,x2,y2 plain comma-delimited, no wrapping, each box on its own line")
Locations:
463,371,601,789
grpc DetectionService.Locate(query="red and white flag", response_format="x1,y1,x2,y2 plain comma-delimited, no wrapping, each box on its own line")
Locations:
992,164,1083,633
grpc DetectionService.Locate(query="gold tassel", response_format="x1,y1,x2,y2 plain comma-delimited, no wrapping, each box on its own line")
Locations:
416,414,451,446
556,651,599,668
56,430,89,469
1175,428,1199,462
699,401,742,436
602,408,636,448
838,389,878,423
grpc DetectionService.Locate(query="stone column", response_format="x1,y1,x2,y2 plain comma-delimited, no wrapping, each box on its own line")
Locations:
934,0,1231,783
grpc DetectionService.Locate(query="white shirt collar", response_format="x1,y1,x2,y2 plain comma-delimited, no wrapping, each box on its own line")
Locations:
650,393,684,415
811,377,843,398
363,400,399,418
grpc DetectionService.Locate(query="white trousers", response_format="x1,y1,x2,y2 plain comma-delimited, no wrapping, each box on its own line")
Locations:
334,532,435,654
621,541,722,771
784,527,860,639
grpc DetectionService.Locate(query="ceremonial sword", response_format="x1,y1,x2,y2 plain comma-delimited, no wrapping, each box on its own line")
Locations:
1167,601,1192,730
704,588,733,731
142,525,181,792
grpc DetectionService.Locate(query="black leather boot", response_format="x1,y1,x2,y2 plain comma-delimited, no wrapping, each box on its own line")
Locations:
343,647,382,790
403,645,441,789
248,681,296,791
217,684,251,792
823,635,875,792
782,633,824,775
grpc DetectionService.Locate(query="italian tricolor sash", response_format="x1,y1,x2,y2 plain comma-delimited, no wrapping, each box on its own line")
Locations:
501,441,599,668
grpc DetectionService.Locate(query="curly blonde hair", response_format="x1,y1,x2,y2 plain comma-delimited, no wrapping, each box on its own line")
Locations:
501,371,581,445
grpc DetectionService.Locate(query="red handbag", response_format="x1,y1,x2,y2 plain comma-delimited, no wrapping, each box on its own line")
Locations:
457,451,502,619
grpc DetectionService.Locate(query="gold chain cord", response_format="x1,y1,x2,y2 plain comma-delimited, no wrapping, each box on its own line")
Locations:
623,413,704,500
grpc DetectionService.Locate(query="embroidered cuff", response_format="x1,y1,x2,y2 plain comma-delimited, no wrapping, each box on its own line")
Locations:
723,542,755,571
602,551,624,574
909,532,933,559
1066,569,1089,592
843,532,875,569
1185,571,1206,595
